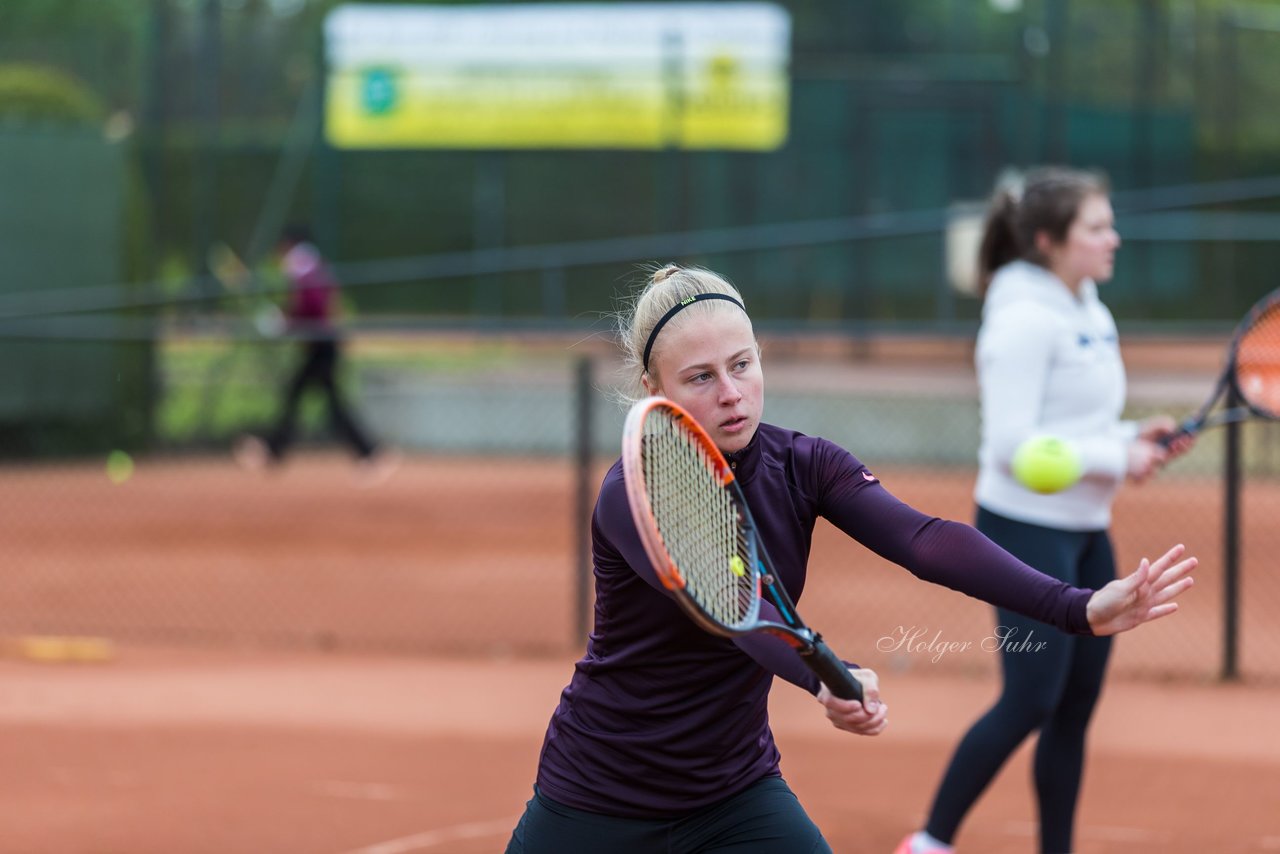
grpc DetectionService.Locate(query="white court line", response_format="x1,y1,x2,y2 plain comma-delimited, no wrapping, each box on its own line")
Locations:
1001,820,1035,837
314,781,403,801
1083,825,1163,843
343,817,519,854
1002,820,1163,843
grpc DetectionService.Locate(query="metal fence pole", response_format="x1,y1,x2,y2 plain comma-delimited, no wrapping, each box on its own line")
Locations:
1222,385,1242,681
574,355,595,646
193,0,222,293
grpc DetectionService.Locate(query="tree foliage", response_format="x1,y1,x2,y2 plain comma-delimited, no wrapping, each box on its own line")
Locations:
0,63,105,124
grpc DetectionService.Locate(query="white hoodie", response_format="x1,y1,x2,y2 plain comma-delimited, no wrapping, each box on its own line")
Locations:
974,260,1138,531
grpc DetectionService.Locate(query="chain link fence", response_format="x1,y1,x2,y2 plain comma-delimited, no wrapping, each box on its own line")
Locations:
2,330,1277,685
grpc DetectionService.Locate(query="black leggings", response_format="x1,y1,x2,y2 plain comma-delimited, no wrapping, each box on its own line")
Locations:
505,777,830,854
924,507,1115,854
267,339,375,460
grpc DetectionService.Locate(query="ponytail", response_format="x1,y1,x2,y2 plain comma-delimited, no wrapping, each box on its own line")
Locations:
976,191,1021,296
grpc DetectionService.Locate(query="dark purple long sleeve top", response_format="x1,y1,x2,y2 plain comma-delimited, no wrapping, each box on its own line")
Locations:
534,422,1094,819
281,243,337,330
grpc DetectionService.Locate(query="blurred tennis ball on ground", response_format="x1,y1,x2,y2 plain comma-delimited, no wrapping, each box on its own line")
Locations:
1011,435,1082,494
105,450,134,485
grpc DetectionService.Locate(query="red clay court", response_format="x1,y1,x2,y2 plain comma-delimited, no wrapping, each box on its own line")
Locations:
2,449,1278,853
2,641,1278,853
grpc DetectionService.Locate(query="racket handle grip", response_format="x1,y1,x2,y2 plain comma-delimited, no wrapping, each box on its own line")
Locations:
801,637,865,703
1158,418,1198,449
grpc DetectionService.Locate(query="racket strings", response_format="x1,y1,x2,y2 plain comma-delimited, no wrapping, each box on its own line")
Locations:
1235,304,1280,416
642,411,757,628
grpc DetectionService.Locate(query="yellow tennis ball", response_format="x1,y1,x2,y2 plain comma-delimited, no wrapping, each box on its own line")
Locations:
729,555,747,577
1011,435,1082,494
105,450,134,485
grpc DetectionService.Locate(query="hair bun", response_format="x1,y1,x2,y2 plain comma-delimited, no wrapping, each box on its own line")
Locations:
653,263,681,284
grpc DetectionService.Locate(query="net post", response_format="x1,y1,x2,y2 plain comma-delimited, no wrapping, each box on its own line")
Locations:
1221,385,1242,681
574,355,594,646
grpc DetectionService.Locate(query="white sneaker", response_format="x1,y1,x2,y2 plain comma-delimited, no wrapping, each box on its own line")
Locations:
893,832,954,854
354,448,402,488
233,435,272,472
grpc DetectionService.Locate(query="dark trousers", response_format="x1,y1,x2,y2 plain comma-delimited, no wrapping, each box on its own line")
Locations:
505,777,831,854
924,506,1115,854
267,338,375,460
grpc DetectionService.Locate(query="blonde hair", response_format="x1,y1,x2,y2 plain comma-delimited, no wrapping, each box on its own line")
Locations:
615,263,751,404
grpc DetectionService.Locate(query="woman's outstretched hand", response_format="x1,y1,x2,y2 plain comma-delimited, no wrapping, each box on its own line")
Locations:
817,668,888,736
1086,544,1197,636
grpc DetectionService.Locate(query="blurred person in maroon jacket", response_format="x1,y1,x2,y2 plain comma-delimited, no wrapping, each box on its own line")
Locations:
234,225,396,484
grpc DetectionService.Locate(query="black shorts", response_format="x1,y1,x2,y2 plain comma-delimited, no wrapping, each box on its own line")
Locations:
504,775,831,854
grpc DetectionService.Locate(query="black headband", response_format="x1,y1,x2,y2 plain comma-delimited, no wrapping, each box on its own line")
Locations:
642,292,747,372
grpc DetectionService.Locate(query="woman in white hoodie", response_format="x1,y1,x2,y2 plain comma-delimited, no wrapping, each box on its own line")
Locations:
897,168,1192,854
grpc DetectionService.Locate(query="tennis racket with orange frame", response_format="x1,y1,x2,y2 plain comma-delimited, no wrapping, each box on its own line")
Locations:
1162,288,1280,446
621,396,864,703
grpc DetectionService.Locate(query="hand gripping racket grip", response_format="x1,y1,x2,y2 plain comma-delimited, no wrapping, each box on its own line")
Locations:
1160,408,1253,447
799,636,865,703
1158,417,1200,449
